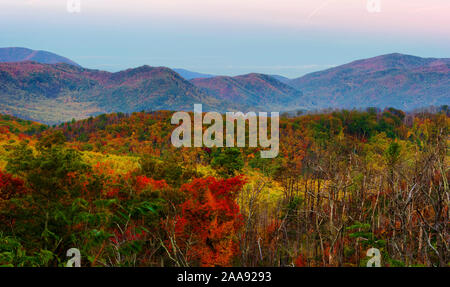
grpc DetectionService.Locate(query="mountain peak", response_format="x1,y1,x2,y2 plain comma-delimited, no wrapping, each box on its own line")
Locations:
288,54,449,111
109,65,188,85
346,53,449,72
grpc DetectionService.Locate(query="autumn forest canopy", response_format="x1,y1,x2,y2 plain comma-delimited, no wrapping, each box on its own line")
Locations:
0,106,448,267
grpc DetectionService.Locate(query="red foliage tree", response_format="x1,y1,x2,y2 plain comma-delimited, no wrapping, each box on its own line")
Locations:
167,176,245,267
0,170,27,226
294,253,307,267
135,175,168,193
0,170,27,201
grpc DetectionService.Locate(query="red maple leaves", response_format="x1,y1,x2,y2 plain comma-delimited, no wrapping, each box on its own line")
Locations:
167,176,245,267
0,170,27,201
135,175,168,193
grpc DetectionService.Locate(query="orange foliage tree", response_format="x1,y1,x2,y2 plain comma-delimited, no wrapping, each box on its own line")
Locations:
166,176,245,267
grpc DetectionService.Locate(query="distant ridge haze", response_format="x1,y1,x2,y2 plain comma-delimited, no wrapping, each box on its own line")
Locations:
172,68,215,80
0,47,81,67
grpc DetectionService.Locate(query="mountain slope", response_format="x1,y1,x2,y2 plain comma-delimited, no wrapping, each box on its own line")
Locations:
0,62,231,124
270,74,291,84
191,73,309,111
288,53,450,110
173,68,215,80
0,47,80,67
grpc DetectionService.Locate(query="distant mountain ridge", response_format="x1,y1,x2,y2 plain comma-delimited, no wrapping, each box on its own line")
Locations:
191,73,309,111
0,47,80,67
287,53,450,110
0,48,448,124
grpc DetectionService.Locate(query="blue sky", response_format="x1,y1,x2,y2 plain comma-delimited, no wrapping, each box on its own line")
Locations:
1,0,449,77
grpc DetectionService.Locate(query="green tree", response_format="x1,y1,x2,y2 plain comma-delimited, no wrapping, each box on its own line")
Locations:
211,148,244,178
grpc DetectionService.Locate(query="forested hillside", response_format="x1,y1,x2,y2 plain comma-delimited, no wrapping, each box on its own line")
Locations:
288,54,450,110
0,107,448,267
0,62,230,124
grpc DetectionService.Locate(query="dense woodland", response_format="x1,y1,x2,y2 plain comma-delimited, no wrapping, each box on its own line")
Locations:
0,106,448,267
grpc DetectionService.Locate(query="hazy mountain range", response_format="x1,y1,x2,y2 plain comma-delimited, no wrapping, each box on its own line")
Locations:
0,47,80,67
0,47,448,124
0,62,234,124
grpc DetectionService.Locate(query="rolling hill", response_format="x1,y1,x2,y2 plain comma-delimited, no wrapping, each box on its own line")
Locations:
287,53,450,110
0,47,80,67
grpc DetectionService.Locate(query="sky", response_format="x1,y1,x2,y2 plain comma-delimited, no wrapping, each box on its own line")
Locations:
0,0,449,78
